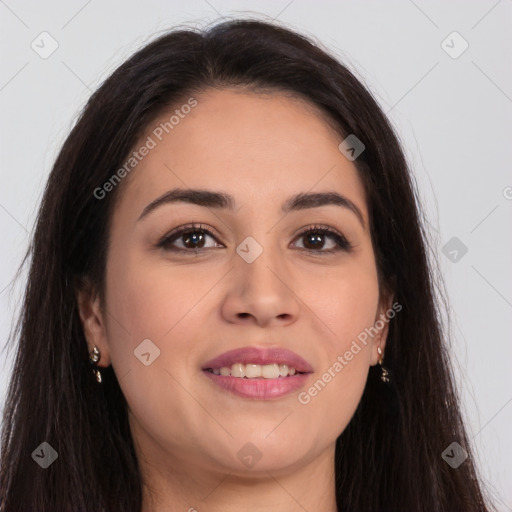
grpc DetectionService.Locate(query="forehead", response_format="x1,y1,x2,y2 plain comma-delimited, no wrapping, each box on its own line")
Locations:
113,88,368,223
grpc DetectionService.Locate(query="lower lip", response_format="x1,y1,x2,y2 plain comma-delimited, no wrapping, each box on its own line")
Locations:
202,370,311,400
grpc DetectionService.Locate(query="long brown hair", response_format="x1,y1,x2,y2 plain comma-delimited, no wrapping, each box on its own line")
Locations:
0,18,493,511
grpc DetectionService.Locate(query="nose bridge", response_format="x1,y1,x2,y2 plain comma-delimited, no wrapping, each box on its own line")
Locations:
235,230,285,291
221,227,301,326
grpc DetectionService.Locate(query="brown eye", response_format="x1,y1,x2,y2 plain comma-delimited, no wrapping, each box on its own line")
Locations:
157,223,352,255
293,225,352,253
158,224,222,252
180,231,207,249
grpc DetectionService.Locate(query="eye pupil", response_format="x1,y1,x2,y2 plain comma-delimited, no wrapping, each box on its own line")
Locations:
184,232,205,248
304,233,324,249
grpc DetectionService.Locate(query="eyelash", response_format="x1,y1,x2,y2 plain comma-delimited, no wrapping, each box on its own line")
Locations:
157,223,352,255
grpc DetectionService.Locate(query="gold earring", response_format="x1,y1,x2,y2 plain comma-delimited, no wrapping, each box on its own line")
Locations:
89,346,102,383
377,346,390,383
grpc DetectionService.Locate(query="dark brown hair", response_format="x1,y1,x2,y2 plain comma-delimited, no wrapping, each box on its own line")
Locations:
0,18,492,511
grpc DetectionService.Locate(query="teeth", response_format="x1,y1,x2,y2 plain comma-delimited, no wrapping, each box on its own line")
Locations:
261,363,279,379
231,363,245,378
279,364,289,376
245,364,261,378
211,363,299,378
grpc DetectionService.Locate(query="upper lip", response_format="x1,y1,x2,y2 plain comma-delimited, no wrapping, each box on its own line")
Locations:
201,346,314,373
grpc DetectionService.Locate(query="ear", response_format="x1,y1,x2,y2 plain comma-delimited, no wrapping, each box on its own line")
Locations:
370,286,395,366
75,277,111,367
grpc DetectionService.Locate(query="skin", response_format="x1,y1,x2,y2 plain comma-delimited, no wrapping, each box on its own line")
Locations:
77,88,393,512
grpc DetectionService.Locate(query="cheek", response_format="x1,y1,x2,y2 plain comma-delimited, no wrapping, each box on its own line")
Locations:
101,257,217,443
298,258,380,354
102,250,221,392
105,248,220,340
297,277,377,438
294,259,379,431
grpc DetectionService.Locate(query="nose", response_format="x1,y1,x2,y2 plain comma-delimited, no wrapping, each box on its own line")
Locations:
220,240,301,328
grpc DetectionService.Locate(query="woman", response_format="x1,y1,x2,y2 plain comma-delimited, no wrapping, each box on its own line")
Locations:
0,18,492,511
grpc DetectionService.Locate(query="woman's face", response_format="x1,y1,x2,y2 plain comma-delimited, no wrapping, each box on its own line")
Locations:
79,88,391,478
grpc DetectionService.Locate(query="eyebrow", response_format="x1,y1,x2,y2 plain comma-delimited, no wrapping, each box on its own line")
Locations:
137,188,366,228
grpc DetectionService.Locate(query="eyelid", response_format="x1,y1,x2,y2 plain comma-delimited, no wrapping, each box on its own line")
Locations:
292,223,352,252
157,223,223,248
157,222,352,253
294,223,343,239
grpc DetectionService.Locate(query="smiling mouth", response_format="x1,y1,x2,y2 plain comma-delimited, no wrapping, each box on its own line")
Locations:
204,362,307,379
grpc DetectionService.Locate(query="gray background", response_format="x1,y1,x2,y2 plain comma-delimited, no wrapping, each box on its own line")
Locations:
1,0,511,509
